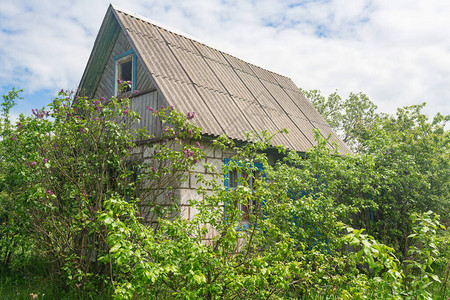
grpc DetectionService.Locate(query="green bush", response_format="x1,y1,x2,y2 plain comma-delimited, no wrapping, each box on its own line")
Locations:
1,87,448,299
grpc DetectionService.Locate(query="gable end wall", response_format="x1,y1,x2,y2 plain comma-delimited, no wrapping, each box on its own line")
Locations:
93,30,155,100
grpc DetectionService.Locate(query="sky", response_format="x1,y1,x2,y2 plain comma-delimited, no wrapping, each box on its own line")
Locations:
1,0,449,121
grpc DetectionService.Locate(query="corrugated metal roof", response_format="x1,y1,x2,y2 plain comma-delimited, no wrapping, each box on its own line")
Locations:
192,40,230,65
116,11,162,40
234,69,283,112
271,72,300,91
128,30,191,83
221,52,254,74
265,109,314,151
169,45,226,93
261,80,309,120
156,26,200,54
284,89,329,126
196,87,253,141
110,6,351,155
155,78,225,137
206,59,255,102
231,97,294,149
248,64,279,86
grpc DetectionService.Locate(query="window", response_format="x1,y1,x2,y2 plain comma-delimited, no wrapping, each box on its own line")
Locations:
224,159,265,225
114,51,136,96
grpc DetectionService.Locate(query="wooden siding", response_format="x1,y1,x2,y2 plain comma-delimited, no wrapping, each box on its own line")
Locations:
135,58,154,93
93,31,155,99
77,10,120,99
130,90,167,138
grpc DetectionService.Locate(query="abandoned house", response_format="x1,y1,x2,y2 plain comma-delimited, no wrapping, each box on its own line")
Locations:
77,5,351,230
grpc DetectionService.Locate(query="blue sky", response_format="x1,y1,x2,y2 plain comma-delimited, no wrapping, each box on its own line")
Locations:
1,0,449,121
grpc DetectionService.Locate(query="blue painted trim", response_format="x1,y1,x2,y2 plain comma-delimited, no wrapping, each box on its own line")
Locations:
223,159,265,230
224,158,231,191
113,50,136,95
224,158,230,223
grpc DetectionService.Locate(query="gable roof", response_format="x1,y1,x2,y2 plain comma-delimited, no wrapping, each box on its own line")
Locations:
78,5,351,155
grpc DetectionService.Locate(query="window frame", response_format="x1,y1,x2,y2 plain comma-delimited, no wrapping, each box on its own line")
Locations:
224,158,265,229
113,50,137,96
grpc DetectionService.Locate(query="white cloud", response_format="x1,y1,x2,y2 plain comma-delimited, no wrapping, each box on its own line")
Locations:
0,0,449,118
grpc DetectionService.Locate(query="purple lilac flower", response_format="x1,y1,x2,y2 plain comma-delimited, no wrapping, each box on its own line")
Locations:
188,129,193,137
187,112,195,120
196,141,203,149
183,149,194,158
123,107,129,115
11,135,16,141
43,158,48,163
170,105,174,110
47,190,54,195
17,122,22,128
101,97,106,102
133,90,139,95
32,109,43,119
146,106,154,111
31,161,37,167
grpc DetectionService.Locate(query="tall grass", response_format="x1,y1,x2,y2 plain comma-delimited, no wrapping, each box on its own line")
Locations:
0,260,111,300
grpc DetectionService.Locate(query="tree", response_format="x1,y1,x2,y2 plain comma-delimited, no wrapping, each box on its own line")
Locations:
301,89,379,151
355,104,449,256
304,88,449,255
1,87,448,298
0,88,203,291
0,88,26,269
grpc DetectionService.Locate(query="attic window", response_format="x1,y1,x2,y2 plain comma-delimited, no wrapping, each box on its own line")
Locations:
114,51,136,96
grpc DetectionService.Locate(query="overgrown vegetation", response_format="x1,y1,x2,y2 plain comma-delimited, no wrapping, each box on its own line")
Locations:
0,87,448,299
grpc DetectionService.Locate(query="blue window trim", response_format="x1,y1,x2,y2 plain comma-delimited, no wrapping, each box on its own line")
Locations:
223,158,266,230
113,50,137,96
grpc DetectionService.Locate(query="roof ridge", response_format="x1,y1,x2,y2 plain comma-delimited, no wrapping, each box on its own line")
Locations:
219,49,292,81
112,5,199,42
112,5,293,82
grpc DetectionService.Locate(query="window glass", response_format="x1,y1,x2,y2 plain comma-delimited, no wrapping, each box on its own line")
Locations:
120,60,132,83
227,168,261,222
114,52,135,96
